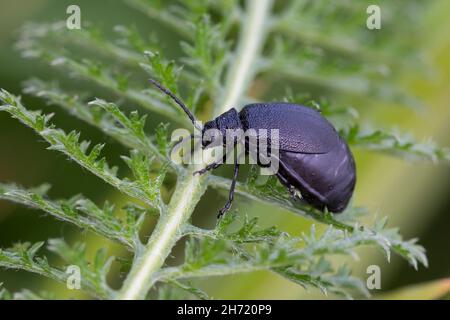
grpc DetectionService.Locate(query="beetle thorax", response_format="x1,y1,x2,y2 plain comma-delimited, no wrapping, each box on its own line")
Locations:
202,108,242,148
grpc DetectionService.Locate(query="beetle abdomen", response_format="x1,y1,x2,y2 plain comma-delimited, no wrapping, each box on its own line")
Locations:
278,137,356,212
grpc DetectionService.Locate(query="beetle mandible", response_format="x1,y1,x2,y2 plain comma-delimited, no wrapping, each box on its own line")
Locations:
149,79,356,217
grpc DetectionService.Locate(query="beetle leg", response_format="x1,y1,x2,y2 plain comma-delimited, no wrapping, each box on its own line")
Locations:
193,161,224,175
276,173,300,199
193,147,233,175
170,133,201,155
218,162,240,218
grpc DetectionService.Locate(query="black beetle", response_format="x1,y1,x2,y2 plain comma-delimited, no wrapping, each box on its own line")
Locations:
149,79,356,217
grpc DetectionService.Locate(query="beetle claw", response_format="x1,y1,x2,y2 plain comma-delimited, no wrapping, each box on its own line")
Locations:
288,186,301,200
217,205,230,218
193,169,205,175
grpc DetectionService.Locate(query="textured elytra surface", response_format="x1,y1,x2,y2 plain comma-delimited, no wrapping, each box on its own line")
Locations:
240,103,339,153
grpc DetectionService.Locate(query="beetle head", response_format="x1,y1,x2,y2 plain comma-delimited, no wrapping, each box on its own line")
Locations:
201,120,220,148
202,108,242,149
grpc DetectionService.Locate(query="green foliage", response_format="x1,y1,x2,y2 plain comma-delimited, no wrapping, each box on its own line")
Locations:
1,282,55,300
0,89,167,210
178,213,426,298
0,183,142,249
0,240,114,298
0,0,446,300
180,15,229,97
343,125,450,162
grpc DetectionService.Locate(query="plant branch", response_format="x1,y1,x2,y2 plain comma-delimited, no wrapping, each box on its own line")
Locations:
23,79,167,162
0,183,136,249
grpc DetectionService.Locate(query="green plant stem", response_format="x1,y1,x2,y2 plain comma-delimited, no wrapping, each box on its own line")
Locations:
115,171,207,299
116,0,273,300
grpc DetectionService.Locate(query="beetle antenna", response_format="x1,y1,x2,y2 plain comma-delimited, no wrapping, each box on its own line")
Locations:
149,79,202,131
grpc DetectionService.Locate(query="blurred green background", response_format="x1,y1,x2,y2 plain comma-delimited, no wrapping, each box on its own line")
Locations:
0,0,449,299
